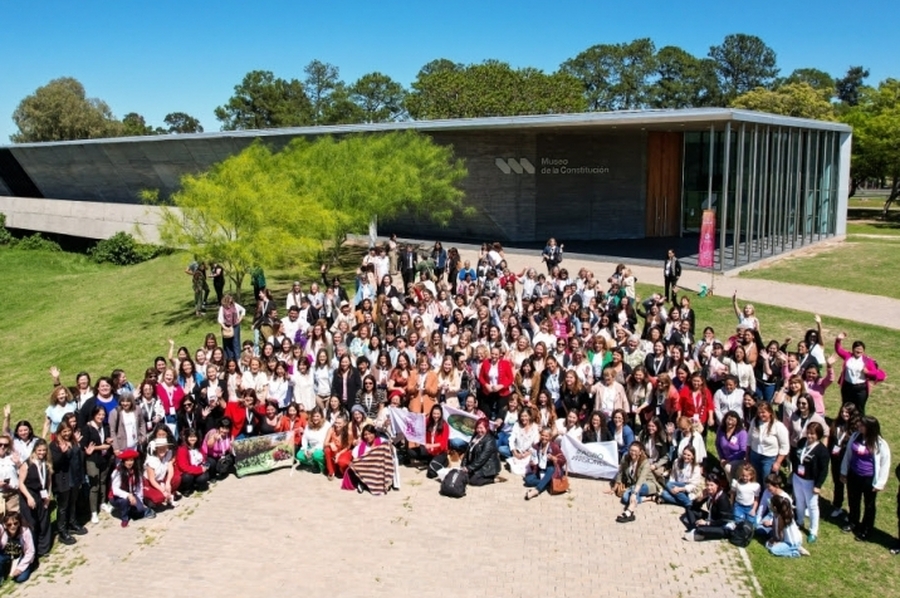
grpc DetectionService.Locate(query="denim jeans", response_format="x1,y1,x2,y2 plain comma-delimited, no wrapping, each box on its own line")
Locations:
524,465,556,494
767,540,801,557
622,483,651,506
733,503,755,524
660,481,693,507
497,431,511,459
0,553,31,583
749,450,776,485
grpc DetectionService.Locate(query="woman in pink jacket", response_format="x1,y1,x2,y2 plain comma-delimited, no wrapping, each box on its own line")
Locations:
834,333,885,415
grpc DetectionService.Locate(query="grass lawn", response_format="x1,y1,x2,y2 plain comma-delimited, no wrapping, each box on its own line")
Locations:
1,248,897,597
847,220,900,236
739,240,898,299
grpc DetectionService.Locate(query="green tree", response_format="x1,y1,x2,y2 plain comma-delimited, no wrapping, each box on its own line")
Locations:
350,72,407,122
709,34,779,102
416,58,463,78
840,79,900,213
320,83,366,125
164,112,204,134
406,60,584,119
122,112,156,136
647,46,721,108
775,68,835,97
214,70,312,130
11,77,122,142
561,38,657,110
730,82,835,120
304,60,342,125
836,66,870,106
149,132,467,297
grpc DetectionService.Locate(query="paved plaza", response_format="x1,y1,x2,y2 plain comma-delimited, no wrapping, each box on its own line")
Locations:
17,467,754,597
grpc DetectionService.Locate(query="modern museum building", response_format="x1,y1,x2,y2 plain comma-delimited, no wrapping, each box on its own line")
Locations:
0,108,851,270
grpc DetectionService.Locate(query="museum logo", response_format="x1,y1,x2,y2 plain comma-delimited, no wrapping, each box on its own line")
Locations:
494,157,610,175
494,158,535,174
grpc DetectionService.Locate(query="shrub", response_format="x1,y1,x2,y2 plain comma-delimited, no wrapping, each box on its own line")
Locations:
16,233,61,252
0,213,14,245
89,231,167,265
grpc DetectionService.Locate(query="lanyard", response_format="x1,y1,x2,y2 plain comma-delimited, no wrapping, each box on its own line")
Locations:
799,442,818,463
37,462,47,489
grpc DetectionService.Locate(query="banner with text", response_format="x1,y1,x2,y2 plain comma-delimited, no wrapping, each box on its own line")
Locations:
560,436,619,480
233,431,295,478
388,407,426,444
697,209,716,269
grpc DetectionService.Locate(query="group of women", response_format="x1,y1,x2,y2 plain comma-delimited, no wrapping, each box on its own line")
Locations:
0,240,894,584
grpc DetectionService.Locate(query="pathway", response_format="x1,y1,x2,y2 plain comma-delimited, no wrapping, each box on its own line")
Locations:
18,467,754,598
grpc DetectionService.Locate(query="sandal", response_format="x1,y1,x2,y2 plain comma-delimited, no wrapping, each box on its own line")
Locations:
524,489,539,501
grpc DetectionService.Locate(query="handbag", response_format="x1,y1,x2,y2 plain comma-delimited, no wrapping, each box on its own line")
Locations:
550,474,569,495
222,325,235,339
613,481,626,498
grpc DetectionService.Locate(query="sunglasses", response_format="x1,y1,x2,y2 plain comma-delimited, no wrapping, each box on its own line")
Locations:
0,443,9,448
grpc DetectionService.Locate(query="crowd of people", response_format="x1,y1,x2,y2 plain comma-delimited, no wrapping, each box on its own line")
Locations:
0,236,896,584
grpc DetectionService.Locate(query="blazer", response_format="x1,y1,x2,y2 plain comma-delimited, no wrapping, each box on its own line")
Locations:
697,490,734,527
331,368,363,408
834,339,886,391
464,433,501,479
478,359,514,397
108,407,148,453
614,456,659,495
609,423,636,457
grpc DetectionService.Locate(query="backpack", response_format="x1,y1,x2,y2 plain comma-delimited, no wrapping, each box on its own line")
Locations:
729,520,754,548
439,468,468,499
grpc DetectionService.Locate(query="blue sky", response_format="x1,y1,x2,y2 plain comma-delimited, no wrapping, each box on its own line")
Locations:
1,0,897,141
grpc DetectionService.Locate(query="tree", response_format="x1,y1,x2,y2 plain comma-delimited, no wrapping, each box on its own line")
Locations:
840,79,900,213
561,38,657,110
775,68,835,97
122,112,156,136
303,60,341,125
350,72,407,122
836,66,870,106
416,58,463,78
709,34,779,102
11,77,122,142
647,46,721,108
731,83,835,120
406,60,585,119
149,132,468,297
214,70,312,130
164,112,204,134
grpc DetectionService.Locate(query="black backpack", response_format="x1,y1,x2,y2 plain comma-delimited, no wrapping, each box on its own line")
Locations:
440,469,468,499
729,520,754,548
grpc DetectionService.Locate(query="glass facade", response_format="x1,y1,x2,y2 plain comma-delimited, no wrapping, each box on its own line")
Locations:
682,122,842,270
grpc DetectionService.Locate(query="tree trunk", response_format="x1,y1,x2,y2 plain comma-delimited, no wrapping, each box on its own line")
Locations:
849,177,858,198
882,177,900,220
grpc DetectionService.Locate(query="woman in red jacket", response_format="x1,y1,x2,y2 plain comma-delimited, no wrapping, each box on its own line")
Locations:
678,372,714,436
407,404,450,478
477,346,514,419
175,428,210,496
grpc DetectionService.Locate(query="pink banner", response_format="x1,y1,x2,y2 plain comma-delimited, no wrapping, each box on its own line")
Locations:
697,210,716,269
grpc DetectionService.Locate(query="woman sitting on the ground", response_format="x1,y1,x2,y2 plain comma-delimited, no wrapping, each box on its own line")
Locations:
582,410,612,443
0,512,35,584
341,424,395,494
555,409,583,444
297,408,331,474
659,445,704,507
495,394,521,459
143,438,180,510
201,417,235,481
608,441,659,523
276,403,307,453
609,408,635,460
175,428,210,496
524,426,567,500
766,494,810,557
507,407,540,476
407,404,450,478
682,472,734,542
639,416,671,483
462,417,502,486
323,414,352,481
109,448,156,527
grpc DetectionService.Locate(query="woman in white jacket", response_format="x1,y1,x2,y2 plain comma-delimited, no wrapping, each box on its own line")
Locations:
840,415,891,542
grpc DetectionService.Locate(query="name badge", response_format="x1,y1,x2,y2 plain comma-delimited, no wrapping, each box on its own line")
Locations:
730,436,738,445
832,446,840,455
856,445,866,455
40,489,49,499
246,424,253,434
796,465,806,477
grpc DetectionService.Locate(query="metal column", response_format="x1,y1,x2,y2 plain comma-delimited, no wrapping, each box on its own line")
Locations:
706,124,715,211
719,122,732,270
746,125,759,261
733,123,746,268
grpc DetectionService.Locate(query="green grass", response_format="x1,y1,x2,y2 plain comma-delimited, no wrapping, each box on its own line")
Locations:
739,240,898,300
847,221,900,236
1,248,897,597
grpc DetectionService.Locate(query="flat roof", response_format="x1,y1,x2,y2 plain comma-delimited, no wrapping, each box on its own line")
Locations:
4,108,850,149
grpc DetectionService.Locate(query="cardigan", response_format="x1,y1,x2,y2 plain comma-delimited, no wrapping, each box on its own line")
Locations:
834,339,885,390
840,432,892,491
790,440,830,489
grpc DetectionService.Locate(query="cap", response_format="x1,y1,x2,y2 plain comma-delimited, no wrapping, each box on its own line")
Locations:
119,448,140,460
340,300,350,308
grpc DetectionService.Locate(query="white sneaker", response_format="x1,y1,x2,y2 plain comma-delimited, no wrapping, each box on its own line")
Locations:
683,530,696,542
798,546,811,556
91,512,100,524
830,508,843,518
101,503,113,514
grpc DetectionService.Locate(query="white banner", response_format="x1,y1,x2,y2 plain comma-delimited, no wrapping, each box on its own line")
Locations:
388,407,426,444
560,436,619,480
441,404,479,442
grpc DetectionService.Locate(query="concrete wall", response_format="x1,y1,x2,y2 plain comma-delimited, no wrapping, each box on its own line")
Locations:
0,196,171,242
